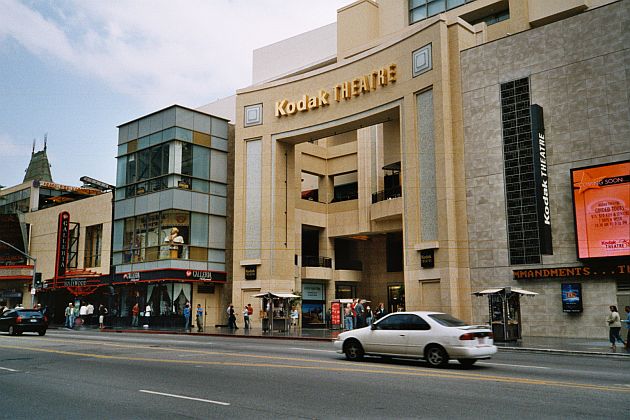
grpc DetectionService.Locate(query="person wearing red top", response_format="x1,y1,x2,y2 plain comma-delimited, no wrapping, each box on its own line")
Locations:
131,303,140,327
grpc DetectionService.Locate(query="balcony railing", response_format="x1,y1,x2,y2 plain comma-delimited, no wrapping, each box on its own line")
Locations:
372,186,402,203
302,256,332,268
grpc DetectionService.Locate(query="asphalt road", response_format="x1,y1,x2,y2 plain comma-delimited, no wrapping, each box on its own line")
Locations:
0,330,628,419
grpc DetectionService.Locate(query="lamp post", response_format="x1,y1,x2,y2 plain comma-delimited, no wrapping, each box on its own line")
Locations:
0,239,37,307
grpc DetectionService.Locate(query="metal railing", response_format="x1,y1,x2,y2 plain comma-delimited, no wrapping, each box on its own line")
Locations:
371,185,402,203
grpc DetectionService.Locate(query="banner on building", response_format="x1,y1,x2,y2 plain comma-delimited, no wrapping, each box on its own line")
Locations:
531,104,553,254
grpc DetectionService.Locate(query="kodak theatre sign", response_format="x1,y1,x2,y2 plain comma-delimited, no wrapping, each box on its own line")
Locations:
275,64,397,118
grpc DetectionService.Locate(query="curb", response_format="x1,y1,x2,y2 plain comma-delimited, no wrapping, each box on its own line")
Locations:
497,346,630,358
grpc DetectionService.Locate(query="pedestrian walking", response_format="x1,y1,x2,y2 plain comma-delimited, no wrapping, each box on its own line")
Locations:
243,305,250,329
196,304,204,332
607,305,625,351
183,302,191,331
131,303,140,327
228,304,238,329
623,306,630,351
98,304,108,329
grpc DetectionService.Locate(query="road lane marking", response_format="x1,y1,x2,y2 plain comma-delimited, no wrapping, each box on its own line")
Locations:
0,343,628,394
139,390,230,406
289,347,336,353
477,362,550,369
0,366,19,372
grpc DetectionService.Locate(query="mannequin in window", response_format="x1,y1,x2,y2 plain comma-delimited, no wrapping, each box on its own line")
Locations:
165,227,184,258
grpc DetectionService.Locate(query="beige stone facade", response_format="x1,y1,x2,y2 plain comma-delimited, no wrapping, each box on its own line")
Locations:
462,0,629,338
231,0,624,335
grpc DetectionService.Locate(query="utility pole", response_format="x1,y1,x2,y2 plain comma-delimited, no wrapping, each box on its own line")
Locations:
0,239,37,307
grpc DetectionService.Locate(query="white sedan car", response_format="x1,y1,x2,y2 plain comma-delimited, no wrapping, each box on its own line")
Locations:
333,311,497,367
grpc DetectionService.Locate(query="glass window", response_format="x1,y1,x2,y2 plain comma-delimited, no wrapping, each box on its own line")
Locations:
405,314,431,330
176,127,193,142
123,217,135,263
116,156,127,187
190,213,208,246
193,146,210,179
126,155,136,185
137,149,150,181
138,135,150,150
427,0,446,17
84,224,103,268
182,143,193,176
332,171,358,202
375,314,406,330
429,313,468,327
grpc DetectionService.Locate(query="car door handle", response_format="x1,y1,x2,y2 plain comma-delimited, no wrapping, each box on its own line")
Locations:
399,334,406,337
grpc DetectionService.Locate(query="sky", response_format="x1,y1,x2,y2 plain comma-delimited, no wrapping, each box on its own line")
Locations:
0,0,349,188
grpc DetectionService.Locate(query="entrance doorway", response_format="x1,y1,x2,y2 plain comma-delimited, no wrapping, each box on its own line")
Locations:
388,284,405,313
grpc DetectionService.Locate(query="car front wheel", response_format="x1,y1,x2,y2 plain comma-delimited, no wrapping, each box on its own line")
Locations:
425,345,449,367
344,339,364,361
38,330,46,336
8,325,16,336
458,358,477,367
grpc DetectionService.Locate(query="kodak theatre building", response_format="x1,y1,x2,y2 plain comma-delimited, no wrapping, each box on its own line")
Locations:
232,0,629,337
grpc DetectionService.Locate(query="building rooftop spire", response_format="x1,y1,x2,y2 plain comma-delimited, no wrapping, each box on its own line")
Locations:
23,135,52,183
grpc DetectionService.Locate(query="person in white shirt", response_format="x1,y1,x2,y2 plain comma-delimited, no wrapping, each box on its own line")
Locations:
86,303,94,325
144,304,152,327
79,303,88,325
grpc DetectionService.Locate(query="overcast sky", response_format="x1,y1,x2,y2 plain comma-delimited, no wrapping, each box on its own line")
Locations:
0,0,349,188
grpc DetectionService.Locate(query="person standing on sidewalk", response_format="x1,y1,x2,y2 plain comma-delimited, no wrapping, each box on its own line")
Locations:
65,303,75,329
183,302,191,331
290,306,299,331
86,302,94,326
196,304,204,332
98,304,108,329
242,305,250,329
606,305,625,351
144,303,152,328
131,303,140,327
622,306,630,351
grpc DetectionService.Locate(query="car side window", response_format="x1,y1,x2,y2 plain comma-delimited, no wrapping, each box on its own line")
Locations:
406,314,431,330
376,314,406,330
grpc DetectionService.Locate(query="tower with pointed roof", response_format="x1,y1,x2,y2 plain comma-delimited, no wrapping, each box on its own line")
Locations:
23,135,52,183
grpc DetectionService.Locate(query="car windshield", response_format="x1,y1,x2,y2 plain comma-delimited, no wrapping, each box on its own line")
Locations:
428,313,468,327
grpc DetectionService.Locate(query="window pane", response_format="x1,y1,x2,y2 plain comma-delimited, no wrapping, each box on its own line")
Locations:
126,155,136,184
410,5,426,23
192,145,210,179
427,0,446,17
150,146,162,178
446,0,465,8
410,0,425,8
190,213,208,246
176,127,193,142
182,143,193,176
137,149,150,181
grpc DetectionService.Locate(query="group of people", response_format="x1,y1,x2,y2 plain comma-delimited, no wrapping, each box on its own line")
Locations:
344,300,386,330
226,303,254,329
607,305,630,352
64,302,108,329
182,302,204,332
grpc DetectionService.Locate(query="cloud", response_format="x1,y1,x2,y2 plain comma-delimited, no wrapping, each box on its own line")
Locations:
0,0,347,108
0,132,31,157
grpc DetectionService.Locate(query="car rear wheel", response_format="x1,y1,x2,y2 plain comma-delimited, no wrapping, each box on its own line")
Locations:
38,330,46,336
425,345,449,368
458,358,477,367
344,339,364,361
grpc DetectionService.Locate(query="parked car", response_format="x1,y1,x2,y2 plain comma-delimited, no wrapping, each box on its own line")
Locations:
0,309,47,336
333,311,496,367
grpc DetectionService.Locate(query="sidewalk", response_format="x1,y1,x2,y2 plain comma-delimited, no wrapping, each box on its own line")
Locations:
54,324,630,358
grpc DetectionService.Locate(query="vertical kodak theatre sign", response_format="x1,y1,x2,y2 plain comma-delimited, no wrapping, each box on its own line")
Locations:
275,64,397,117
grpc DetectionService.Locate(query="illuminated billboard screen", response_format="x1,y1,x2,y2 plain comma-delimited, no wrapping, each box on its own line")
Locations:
571,160,630,259
561,283,583,313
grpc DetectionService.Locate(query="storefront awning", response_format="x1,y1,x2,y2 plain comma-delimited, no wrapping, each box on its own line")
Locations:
252,292,300,299
473,287,538,296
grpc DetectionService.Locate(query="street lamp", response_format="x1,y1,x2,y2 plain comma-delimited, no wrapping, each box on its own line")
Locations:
0,238,37,307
